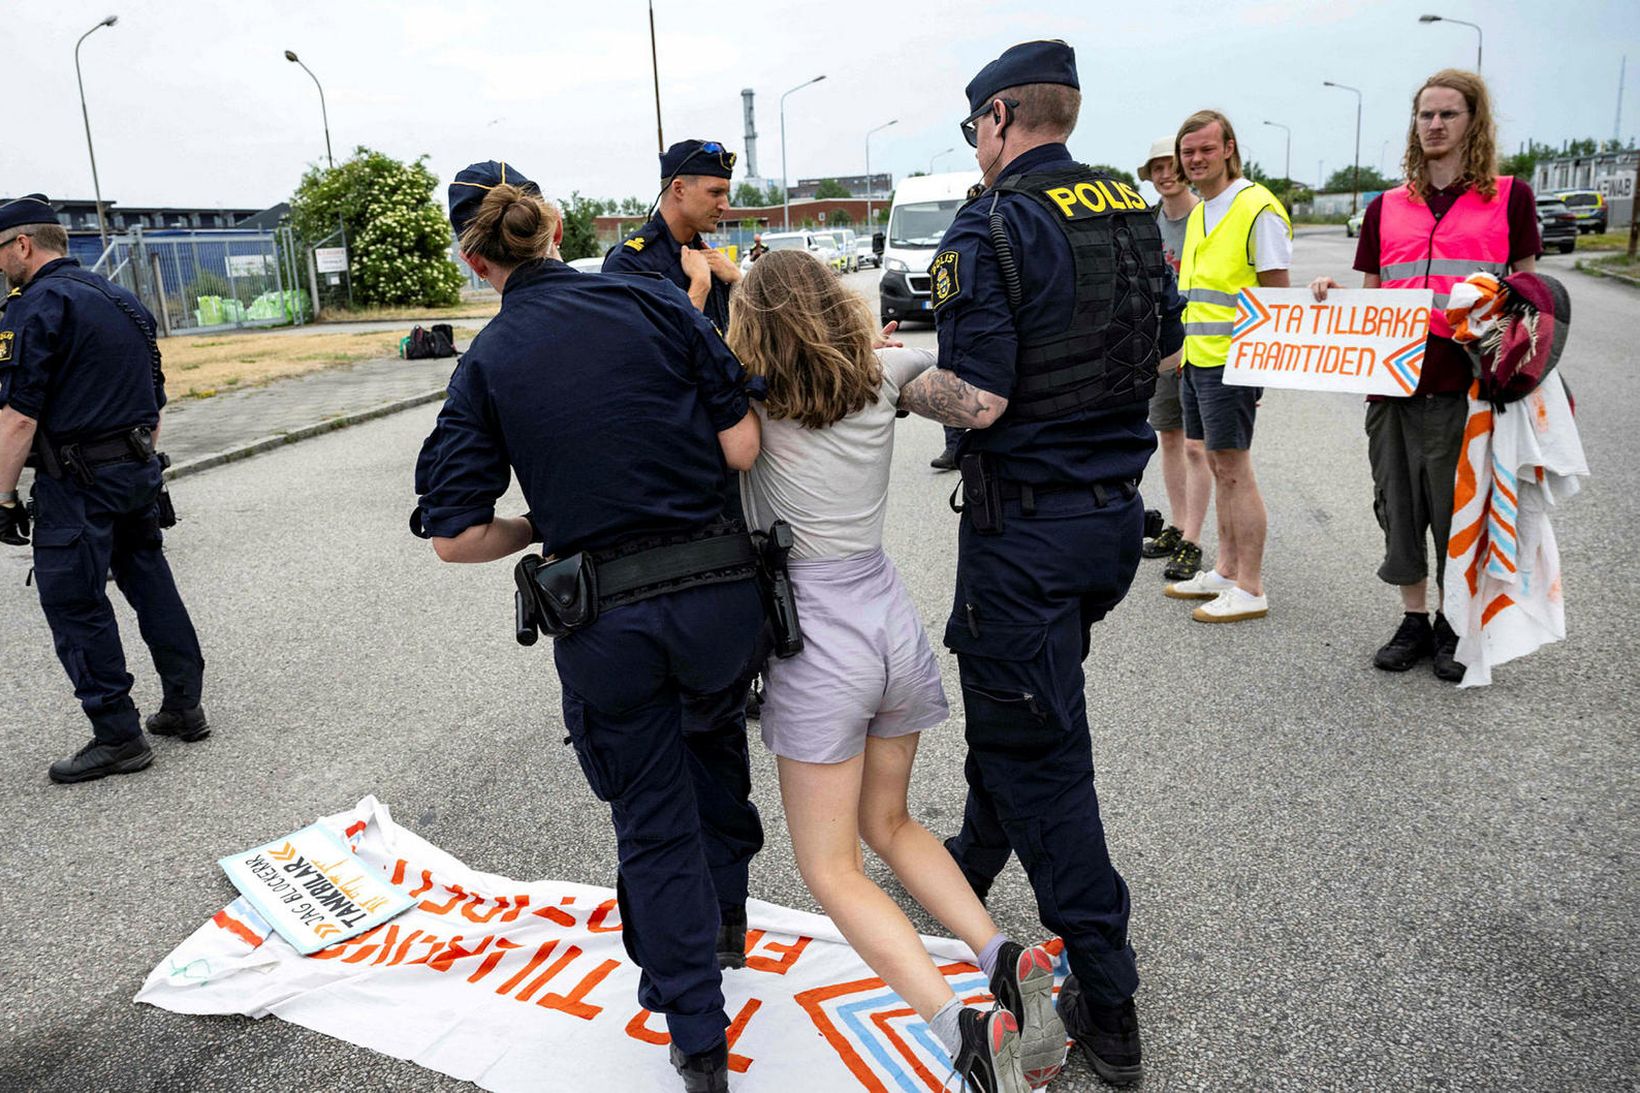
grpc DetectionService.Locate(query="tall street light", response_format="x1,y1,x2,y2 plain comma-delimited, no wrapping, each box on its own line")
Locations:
285,50,334,168
75,14,118,252
780,75,826,230
929,147,956,174
1419,14,1483,72
1262,120,1291,183
1323,81,1363,216
864,119,897,229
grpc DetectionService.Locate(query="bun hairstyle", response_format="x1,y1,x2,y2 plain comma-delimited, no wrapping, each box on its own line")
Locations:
458,183,559,266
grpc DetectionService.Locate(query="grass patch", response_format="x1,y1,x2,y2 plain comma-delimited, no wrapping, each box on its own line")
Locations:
161,327,476,399
1573,230,1635,252
316,299,500,324
1584,252,1640,278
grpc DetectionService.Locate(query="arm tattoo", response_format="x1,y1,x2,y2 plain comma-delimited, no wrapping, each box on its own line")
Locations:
898,368,1006,429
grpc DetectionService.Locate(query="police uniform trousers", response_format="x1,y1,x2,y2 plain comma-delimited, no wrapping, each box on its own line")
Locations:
30,461,204,744
553,578,766,1055
945,486,1144,1006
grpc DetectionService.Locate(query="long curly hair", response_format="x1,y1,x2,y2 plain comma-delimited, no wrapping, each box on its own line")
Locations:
725,250,882,430
1403,69,1498,202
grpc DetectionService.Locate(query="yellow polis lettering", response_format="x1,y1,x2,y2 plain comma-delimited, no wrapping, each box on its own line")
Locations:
1045,187,1079,217
1116,182,1148,209
1074,182,1107,212
1096,181,1134,210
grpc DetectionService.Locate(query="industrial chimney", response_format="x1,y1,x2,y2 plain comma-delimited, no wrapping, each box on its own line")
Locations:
742,88,759,180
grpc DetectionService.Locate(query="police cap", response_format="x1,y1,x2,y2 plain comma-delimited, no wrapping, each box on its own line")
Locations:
0,194,59,234
448,161,540,239
965,40,1079,115
660,140,736,181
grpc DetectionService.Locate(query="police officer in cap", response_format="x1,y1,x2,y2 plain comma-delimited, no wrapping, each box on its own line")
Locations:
897,41,1184,1086
603,139,740,330
415,161,766,1093
0,195,208,783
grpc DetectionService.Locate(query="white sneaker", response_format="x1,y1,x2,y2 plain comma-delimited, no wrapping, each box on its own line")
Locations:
1164,568,1236,600
1192,587,1268,623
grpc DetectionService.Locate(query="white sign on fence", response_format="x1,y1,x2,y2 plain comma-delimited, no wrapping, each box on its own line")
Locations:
226,254,272,277
315,247,349,274
1222,287,1435,397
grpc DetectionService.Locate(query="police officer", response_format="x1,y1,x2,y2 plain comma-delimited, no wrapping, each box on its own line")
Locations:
415,162,766,1093
0,195,208,784
603,139,740,330
896,42,1184,1087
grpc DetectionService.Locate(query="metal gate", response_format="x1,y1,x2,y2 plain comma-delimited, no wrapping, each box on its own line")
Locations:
91,227,311,335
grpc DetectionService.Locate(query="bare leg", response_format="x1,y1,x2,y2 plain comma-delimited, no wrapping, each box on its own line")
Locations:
1208,448,1239,582
1181,438,1213,544
1401,579,1429,612
1209,448,1267,596
1156,428,1186,525
777,750,964,1022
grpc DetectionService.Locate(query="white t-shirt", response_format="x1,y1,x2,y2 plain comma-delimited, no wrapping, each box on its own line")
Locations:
1200,177,1292,272
740,346,936,561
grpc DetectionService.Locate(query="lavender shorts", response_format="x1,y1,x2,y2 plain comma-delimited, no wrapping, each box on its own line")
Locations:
759,548,950,764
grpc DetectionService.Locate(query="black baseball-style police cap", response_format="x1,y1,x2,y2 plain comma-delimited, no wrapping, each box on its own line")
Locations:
447,161,540,239
660,140,736,181
0,194,59,234
961,40,1080,145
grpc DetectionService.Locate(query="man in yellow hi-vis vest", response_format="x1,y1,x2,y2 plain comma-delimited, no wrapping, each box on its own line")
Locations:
1165,110,1291,623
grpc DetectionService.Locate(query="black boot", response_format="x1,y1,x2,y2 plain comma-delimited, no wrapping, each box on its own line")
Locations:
716,904,747,970
1057,975,1142,1087
670,1040,730,1093
49,737,153,784
1432,612,1465,682
930,444,958,471
145,705,210,741
1373,613,1434,672
952,1006,1028,1092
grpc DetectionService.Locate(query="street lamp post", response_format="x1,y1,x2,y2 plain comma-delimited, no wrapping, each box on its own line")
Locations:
75,15,118,252
780,75,826,230
1262,120,1291,183
929,147,956,174
1419,14,1483,72
1323,81,1363,215
285,50,334,168
864,119,897,229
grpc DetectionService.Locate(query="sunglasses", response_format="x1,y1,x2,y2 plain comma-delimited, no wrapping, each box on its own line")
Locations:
674,141,738,176
960,99,1018,148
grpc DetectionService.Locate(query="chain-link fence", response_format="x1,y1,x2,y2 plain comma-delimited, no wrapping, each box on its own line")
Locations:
91,227,311,335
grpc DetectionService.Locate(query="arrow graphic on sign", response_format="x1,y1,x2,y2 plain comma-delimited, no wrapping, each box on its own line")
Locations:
268,842,297,862
313,923,341,939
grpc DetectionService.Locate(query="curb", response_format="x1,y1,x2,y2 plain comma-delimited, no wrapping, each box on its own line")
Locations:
1574,259,1640,288
164,387,448,483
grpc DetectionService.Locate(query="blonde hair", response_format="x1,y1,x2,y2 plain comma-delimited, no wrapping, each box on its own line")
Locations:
725,249,882,430
457,183,559,266
1176,110,1242,180
1403,69,1498,201
994,83,1081,138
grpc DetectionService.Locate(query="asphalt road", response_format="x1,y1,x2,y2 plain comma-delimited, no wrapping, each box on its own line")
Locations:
1,231,1635,1092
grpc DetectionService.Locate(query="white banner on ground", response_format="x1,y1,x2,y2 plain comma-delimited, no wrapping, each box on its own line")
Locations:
138,798,1069,1092
1222,287,1434,396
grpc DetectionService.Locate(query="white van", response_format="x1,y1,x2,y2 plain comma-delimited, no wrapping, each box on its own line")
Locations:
876,171,981,324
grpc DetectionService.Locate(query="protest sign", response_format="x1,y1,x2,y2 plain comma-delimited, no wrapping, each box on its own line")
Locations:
1222,287,1434,396
218,820,415,954
143,797,1067,1092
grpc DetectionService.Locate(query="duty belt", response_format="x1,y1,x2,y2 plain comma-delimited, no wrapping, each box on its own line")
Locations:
31,425,158,485
997,478,1137,514
592,527,759,610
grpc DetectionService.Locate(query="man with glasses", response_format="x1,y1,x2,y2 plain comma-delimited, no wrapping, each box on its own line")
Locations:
604,139,740,331
1309,70,1540,681
0,195,208,783
897,40,1182,1087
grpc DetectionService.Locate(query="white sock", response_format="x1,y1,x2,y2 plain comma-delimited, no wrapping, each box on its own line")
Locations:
930,996,966,1058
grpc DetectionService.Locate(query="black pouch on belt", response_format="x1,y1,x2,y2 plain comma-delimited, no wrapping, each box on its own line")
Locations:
515,552,599,638
957,452,1004,535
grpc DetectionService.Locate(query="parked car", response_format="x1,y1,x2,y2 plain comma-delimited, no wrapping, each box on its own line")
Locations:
1535,197,1578,254
567,256,605,273
758,230,842,273
1345,209,1365,237
855,235,880,269
1555,189,1607,234
816,229,856,273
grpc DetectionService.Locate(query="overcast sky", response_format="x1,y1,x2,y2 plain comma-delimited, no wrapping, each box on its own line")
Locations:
6,0,1638,213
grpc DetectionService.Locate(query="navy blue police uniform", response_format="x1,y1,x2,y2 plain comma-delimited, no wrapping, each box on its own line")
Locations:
930,45,1184,1020
0,195,205,779
416,163,766,1069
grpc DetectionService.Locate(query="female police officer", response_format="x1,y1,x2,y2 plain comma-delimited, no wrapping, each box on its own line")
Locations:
412,161,765,1093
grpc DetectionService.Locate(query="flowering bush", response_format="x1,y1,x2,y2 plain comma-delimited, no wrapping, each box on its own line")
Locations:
288,148,463,307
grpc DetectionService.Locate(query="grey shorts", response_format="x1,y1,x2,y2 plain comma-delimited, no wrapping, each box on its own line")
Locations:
1148,366,1184,432
1365,394,1469,587
1181,364,1259,450
759,548,949,765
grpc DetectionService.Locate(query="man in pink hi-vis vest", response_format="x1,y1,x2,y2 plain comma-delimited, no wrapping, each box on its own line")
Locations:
1309,69,1541,682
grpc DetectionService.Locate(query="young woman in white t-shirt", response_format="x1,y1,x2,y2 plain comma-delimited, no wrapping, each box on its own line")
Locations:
725,250,1063,1090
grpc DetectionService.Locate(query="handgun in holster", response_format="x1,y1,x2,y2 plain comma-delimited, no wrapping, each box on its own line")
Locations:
955,452,1004,535
753,520,804,659
153,450,177,528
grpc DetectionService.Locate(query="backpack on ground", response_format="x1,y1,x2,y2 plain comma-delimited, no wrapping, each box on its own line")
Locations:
403,324,457,360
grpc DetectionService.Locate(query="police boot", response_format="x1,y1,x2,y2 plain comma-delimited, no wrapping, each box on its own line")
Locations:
670,1040,730,1093
145,705,210,742
1056,975,1142,1087
49,737,154,785
930,444,959,471
716,904,748,970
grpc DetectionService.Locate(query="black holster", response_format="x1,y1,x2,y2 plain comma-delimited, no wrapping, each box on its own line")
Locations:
753,520,804,659
514,553,599,640
955,452,1004,535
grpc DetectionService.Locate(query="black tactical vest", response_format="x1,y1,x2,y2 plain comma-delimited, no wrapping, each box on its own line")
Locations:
991,166,1168,421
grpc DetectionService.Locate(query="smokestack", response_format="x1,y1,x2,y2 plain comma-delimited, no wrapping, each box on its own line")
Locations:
742,88,759,179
